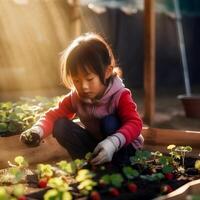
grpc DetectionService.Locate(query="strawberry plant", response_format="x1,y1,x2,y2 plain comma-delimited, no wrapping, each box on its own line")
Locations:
0,96,61,136
0,156,30,185
1,144,199,200
44,177,72,200
0,184,26,200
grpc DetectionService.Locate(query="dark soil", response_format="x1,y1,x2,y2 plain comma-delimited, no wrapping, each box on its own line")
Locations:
24,157,200,200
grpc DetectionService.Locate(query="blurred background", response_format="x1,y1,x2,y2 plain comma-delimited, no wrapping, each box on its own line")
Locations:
0,0,199,130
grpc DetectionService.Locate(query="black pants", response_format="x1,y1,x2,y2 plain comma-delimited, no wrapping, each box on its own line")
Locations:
53,116,135,166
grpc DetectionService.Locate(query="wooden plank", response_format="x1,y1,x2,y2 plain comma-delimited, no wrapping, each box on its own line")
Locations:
144,0,156,125
142,127,200,157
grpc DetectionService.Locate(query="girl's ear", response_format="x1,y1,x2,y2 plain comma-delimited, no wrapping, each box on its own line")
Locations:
105,65,113,80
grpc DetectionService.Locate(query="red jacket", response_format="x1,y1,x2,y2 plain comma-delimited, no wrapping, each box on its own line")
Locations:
36,77,142,145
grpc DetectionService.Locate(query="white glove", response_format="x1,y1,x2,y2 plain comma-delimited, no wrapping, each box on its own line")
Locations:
90,136,119,165
132,134,144,149
31,126,44,138
20,126,44,147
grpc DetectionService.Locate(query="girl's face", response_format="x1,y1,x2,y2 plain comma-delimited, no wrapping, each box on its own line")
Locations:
72,68,107,100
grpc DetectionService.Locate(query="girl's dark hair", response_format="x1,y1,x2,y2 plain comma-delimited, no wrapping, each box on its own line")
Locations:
60,32,119,89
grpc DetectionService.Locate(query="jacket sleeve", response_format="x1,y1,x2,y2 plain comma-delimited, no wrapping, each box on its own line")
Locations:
116,90,143,144
35,93,76,138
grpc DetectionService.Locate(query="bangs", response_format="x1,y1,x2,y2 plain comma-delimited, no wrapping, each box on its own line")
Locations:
66,43,105,79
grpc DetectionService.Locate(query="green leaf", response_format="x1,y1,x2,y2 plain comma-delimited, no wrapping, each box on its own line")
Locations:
162,165,174,173
110,174,124,188
0,102,12,110
76,169,94,182
140,173,164,181
195,160,200,170
100,174,110,184
122,166,139,179
85,152,93,161
12,184,26,197
0,187,10,200
167,144,176,150
77,179,96,190
37,164,53,178
44,189,58,200
185,146,192,152
66,162,76,175
14,156,28,167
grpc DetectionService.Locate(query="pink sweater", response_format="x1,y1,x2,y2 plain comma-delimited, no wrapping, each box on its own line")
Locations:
36,76,142,145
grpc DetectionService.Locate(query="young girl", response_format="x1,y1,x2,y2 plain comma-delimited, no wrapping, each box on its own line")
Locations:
20,33,143,166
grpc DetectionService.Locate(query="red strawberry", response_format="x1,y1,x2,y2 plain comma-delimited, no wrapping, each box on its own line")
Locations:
127,183,137,192
164,173,174,180
18,196,27,200
161,185,173,194
38,178,48,188
90,191,101,200
109,187,120,197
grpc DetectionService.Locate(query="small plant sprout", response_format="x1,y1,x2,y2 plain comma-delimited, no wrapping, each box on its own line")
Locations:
194,160,200,171
174,146,192,168
167,144,181,162
122,166,139,180
85,152,93,161
0,187,10,200
100,174,124,188
76,169,97,195
151,151,163,163
56,160,76,175
140,173,165,182
44,177,72,200
12,184,26,199
0,156,29,184
56,159,86,176
36,164,54,179
130,150,151,169
158,156,174,174
0,184,26,200
8,156,28,168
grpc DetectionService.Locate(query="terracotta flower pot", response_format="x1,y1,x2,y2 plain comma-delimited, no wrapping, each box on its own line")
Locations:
177,95,200,118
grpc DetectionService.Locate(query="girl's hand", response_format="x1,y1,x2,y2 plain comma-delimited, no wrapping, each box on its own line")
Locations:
132,134,144,149
20,128,42,147
90,137,118,165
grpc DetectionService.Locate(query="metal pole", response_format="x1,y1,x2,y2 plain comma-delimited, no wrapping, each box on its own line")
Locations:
173,0,191,96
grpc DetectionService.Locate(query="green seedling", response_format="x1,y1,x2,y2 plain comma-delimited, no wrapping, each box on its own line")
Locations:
76,169,97,195
8,156,28,168
195,160,200,171
44,177,72,200
56,159,86,176
0,187,10,200
167,145,181,162
56,161,76,176
0,156,29,184
36,164,54,179
130,150,151,171
140,173,164,182
151,151,163,163
100,173,124,188
0,96,60,136
174,146,192,168
122,166,139,180
0,184,26,200
158,156,174,174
